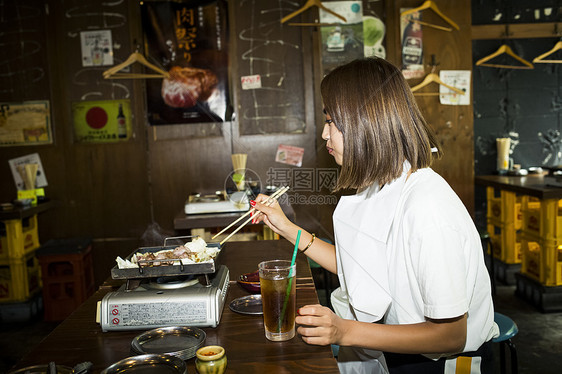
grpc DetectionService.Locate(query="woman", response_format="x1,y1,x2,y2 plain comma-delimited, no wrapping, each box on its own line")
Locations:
251,57,498,374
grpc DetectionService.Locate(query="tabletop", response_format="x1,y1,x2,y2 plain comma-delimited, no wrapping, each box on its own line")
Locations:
0,199,55,221
475,174,562,200
12,240,339,373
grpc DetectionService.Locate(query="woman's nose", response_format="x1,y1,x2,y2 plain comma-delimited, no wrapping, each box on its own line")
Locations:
322,123,330,141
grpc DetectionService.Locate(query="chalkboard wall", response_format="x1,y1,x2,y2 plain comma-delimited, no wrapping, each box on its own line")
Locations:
472,0,562,226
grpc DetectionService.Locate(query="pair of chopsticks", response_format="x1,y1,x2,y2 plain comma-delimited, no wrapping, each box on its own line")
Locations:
212,186,290,245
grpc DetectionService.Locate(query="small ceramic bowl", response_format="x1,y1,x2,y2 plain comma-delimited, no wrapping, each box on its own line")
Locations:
237,270,260,293
195,345,227,374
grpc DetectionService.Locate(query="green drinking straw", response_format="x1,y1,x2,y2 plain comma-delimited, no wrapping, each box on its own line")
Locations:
279,229,301,332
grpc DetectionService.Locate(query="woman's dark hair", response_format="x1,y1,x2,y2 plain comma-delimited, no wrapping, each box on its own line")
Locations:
321,57,442,190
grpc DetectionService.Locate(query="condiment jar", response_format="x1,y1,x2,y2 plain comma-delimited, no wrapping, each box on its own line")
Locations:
195,345,227,374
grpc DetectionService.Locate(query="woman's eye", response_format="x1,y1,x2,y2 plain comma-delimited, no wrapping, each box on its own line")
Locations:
325,119,333,125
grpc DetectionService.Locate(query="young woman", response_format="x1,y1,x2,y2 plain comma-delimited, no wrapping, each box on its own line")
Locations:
251,57,498,374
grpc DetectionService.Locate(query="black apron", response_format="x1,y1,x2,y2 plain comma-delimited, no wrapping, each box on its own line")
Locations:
384,340,494,374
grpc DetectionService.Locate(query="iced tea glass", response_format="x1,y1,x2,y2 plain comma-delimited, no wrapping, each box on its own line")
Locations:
258,260,296,341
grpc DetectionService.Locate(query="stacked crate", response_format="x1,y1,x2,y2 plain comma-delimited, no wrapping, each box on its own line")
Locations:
0,215,42,303
485,187,526,264
520,197,562,287
36,238,95,321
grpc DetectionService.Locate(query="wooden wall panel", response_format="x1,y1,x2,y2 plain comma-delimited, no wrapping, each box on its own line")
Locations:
386,0,474,215
52,0,151,240
148,123,233,232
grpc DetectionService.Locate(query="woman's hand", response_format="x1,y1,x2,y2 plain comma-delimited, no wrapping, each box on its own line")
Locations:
296,304,348,346
251,194,296,237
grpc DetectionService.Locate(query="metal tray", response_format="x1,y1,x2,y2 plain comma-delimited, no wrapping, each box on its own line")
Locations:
111,242,222,280
101,354,187,374
131,326,206,360
9,364,73,374
229,294,263,315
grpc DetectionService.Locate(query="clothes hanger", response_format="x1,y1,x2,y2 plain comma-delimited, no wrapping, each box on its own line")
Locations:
280,0,347,26
103,51,170,79
400,1,459,32
475,44,534,69
533,40,562,63
411,72,465,96
410,56,465,96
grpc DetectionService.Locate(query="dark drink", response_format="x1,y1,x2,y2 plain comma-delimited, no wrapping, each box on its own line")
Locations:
259,260,296,341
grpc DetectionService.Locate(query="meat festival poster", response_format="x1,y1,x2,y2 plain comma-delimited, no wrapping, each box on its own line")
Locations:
141,0,229,125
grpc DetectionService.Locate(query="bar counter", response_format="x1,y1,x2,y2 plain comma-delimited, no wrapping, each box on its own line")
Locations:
11,240,339,373
475,173,562,199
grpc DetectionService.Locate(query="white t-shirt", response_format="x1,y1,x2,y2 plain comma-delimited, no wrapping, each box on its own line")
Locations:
333,162,499,358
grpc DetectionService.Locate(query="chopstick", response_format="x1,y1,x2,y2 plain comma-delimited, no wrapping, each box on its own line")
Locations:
211,186,288,240
218,186,290,245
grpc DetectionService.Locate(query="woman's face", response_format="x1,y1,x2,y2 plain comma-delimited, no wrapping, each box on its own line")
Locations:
322,113,344,165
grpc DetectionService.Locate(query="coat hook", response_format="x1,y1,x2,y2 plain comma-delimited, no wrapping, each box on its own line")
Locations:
502,24,512,38
428,54,440,72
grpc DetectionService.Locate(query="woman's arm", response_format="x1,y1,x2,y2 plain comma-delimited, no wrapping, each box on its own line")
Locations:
296,305,467,354
252,196,337,273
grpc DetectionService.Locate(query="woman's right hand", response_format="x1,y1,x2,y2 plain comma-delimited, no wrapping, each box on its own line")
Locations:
251,194,295,238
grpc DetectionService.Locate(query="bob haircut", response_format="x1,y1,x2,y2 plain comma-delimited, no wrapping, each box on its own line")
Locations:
320,57,442,191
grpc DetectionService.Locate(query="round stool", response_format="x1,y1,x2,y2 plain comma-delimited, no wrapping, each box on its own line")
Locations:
493,312,518,374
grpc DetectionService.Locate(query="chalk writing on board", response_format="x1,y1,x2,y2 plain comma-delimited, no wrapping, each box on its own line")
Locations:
64,1,130,100
237,0,306,135
0,1,48,98
65,6,126,37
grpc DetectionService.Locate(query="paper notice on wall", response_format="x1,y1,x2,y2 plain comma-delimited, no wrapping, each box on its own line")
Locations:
80,30,113,67
275,144,304,167
241,75,262,90
0,101,52,146
439,70,471,105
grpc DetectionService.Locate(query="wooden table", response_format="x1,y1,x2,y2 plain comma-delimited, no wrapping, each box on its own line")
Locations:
12,240,339,373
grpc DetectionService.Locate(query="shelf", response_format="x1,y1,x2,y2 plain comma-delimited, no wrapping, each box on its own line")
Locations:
472,22,562,40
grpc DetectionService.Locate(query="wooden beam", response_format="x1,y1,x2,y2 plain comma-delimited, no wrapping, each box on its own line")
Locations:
472,22,562,40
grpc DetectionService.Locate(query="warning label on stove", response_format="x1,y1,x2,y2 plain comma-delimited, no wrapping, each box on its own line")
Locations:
115,301,207,326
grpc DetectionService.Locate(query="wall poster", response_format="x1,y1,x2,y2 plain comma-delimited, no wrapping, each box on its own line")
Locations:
400,8,424,80
141,0,229,125
72,100,131,143
0,101,52,146
319,1,364,76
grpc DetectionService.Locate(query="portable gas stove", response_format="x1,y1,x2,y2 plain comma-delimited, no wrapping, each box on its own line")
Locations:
184,191,250,215
97,242,229,332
